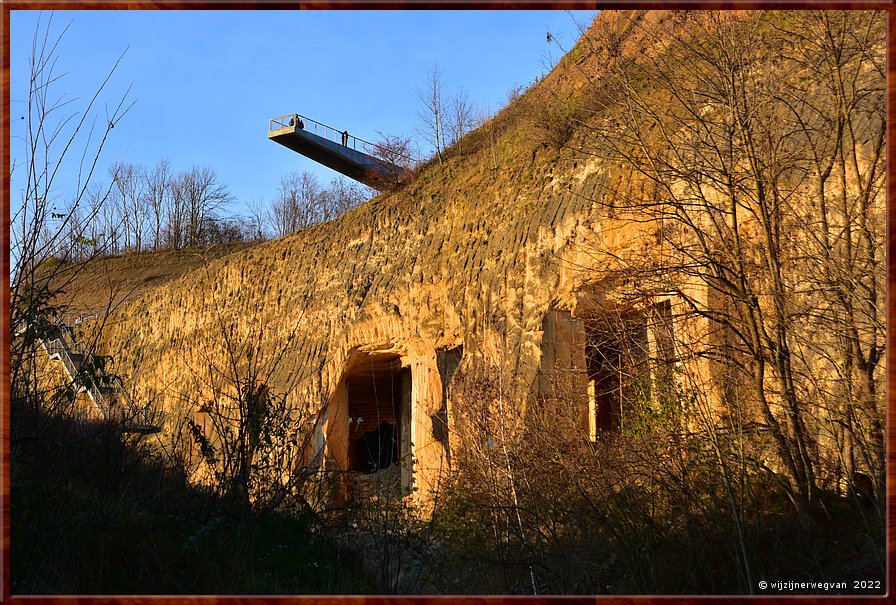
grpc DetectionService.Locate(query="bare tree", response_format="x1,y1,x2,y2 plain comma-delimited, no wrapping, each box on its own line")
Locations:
578,10,885,518
109,161,148,251
58,185,101,261
168,165,232,249
245,196,270,241
270,171,319,238
773,11,886,500
9,10,139,459
268,171,371,238
369,133,417,188
10,12,133,373
96,182,124,255
164,172,187,250
143,158,171,251
417,63,447,164
325,176,370,217
178,262,323,515
446,86,481,149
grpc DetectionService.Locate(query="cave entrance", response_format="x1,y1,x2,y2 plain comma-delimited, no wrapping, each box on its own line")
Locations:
586,329,622,435
584,310,650,439
345,354,411,478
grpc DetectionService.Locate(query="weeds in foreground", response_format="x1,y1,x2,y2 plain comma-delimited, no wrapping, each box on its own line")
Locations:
10,384,884,595
10,397,368,595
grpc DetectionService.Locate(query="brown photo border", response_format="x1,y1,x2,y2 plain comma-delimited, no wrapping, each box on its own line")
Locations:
0,0,892,602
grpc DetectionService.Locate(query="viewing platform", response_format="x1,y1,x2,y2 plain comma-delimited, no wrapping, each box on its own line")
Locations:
268,114,413,189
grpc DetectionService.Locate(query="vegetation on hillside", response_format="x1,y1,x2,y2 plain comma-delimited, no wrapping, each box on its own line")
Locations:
577,9,886,517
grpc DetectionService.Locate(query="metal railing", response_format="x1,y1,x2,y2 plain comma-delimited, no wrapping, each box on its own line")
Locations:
35,319,153,429
42,324,111,415
42,326,105,414
269,113,417,167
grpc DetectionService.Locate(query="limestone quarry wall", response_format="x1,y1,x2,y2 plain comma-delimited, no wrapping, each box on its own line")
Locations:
80,10,712,501
81,9,828,501
49,9,885,510
89,118,650,497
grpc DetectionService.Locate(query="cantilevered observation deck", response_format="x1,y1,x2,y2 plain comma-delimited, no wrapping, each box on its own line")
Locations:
268,114,413,189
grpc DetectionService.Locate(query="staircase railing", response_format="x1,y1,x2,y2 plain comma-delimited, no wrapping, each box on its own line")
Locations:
34,319,159,433
42,324,109,415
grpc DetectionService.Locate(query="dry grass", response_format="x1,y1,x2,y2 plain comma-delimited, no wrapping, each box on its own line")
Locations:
39,242,258,316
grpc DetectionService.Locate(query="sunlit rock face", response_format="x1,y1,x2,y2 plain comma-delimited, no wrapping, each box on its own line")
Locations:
77,9,885,505
89,143,627,501
74,11,707,502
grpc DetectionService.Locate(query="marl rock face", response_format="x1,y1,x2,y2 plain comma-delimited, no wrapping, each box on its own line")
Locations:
77,9,885,504
92,138,627,499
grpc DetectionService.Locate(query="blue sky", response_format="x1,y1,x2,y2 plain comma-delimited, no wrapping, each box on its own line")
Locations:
9,9,596,217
